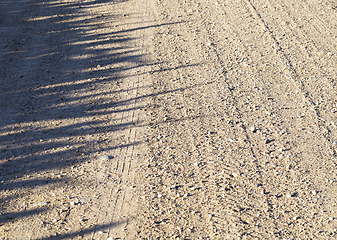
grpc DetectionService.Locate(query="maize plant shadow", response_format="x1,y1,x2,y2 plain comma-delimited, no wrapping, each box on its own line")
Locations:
37,219,126,239
0,0,199,234
0,207,49,224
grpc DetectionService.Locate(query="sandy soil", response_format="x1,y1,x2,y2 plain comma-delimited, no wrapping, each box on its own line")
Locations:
1,0,337,239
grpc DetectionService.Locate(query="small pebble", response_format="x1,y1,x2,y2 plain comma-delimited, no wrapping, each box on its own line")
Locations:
232,172,239,178
312,190,317,195
99,155,112,161
250,126,257,132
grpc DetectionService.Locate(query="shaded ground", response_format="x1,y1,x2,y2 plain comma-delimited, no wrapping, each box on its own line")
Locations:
1,0,156,238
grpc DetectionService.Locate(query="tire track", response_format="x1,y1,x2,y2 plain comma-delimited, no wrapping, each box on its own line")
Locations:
136,0,337,238
87,0,155,239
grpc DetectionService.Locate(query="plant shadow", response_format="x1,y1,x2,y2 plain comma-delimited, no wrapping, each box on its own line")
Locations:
0,0,199,238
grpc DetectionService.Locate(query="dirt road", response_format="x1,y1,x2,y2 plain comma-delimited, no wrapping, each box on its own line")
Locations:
1,0,337,239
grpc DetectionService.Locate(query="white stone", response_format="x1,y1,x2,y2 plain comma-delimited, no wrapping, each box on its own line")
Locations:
99,155,111,161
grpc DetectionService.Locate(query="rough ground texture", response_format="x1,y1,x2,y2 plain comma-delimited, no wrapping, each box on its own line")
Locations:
1,0,154,239
1,0,337,239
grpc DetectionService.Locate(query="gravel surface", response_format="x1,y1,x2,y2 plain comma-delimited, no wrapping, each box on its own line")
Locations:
1,0,337,239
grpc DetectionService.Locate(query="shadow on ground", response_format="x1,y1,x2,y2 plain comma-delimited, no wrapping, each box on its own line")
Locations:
37,220,126,240
0,0,195,238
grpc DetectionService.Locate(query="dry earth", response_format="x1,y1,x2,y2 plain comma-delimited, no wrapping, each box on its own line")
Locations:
1,0,337,239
